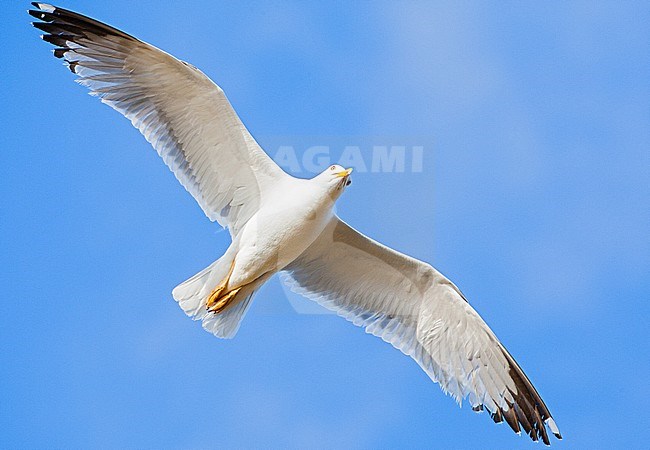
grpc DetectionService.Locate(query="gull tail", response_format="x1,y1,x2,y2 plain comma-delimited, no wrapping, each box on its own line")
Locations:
172,256,261,339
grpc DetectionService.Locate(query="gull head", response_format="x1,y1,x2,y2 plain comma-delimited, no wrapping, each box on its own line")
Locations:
314,164,353,198
326,164,353,187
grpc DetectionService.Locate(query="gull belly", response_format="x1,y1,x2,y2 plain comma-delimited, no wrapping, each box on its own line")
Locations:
227,179,335,289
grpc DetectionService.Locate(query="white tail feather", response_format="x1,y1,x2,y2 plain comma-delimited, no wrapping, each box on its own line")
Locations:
172,256,264,339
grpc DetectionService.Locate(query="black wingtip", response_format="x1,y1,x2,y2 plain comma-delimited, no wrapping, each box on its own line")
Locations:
28,2,138,42
28,9,44,20
31,20,51,32
30,2,54,11
41,33,72,46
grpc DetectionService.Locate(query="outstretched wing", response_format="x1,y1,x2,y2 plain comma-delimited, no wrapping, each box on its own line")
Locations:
30,3,287,236
282,216,562,445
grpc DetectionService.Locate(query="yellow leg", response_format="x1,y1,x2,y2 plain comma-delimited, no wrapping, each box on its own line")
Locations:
206,260,236,311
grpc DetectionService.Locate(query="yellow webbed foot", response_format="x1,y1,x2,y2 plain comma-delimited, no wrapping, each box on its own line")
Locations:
207,287,242,314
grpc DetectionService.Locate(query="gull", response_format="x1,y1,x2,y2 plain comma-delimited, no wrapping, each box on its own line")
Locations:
30,3,562,445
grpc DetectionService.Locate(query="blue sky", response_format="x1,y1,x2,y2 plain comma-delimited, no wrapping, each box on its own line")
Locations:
1,1,649,448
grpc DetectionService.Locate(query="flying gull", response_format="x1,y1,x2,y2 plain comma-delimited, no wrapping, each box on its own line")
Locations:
30,3,561,444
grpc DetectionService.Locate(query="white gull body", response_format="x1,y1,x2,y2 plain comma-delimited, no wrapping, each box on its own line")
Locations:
223,169,349,290
30,3,562,445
